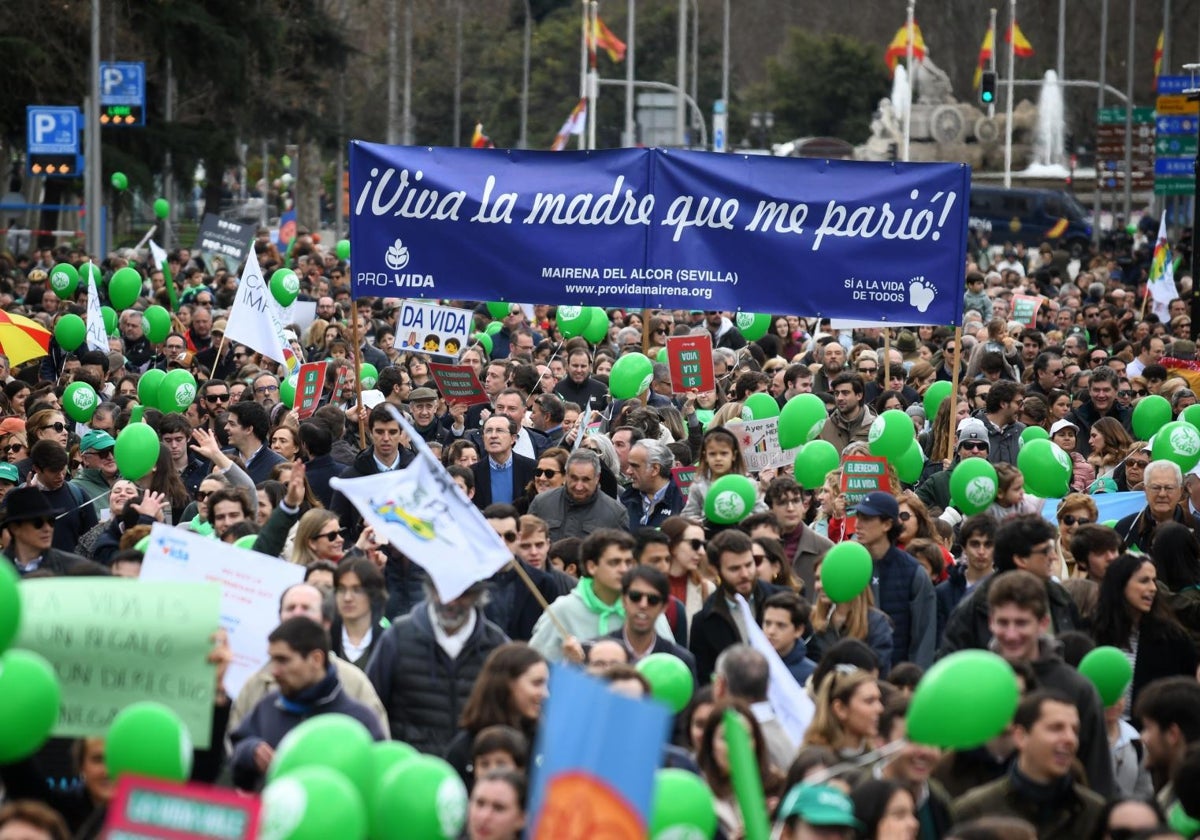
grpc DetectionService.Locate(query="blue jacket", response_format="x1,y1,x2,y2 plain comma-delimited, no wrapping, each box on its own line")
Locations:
620,480,687,531
934,563,986,646
871,545,936,671
778,638,817,688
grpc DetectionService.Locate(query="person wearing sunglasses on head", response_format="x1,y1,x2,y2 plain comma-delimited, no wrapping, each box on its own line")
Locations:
0,486,87,576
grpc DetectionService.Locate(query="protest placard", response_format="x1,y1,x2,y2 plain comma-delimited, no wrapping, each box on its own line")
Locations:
429,362,490,405
666,334,715,393
17,578,220,747
140,524,306,702
330,363,355,404
193,214,253,274
672,465,697,499
732,418,800,472
1011,294,1043,328
395,300,473,358
840,455,889,514
104,775,261,840
294,362,327,419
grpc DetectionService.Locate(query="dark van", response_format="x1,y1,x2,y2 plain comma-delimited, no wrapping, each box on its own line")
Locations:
968,186,1093,254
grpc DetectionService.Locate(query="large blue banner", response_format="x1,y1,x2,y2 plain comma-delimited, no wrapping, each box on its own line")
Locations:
349,143,970,324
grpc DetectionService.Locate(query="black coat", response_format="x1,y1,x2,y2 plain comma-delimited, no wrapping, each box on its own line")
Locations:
328,445,417,538
484,560,563,642
470,453,537,510
937,573,1084,660
303,453,341,509
689,579,786,685
365,603,509,756
620,480,687,531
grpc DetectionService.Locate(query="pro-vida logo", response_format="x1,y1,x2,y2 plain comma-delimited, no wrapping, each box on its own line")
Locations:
356,238,436,288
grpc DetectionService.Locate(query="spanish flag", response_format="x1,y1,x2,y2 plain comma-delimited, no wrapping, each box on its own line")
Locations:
973,23,995,89
590,16,626,62
1005,21,1034,57
884,22,927,72
1154,30,1164,88
470,124,494,149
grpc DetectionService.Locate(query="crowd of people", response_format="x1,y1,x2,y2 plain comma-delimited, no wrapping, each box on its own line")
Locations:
3,226,1200,840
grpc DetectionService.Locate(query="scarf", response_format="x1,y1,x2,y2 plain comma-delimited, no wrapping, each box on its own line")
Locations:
1007,761,1074,823
278,663,338,716
577,577,625,637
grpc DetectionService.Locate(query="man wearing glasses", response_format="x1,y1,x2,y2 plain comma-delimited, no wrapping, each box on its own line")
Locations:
1067,367,1131,457
620,440,685,531
602,565,695,676
916,418,991,513
252,373,281,409
0,487,87,576
198,380,231,432
1025,352,1065,399
71,430,119,518
765,477,832,598
1115,460,1198,552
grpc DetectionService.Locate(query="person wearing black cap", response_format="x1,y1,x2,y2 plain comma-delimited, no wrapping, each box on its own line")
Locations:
853,490,936,670
1,486,87,576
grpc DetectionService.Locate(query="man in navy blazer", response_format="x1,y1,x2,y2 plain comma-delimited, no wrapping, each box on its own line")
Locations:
470,415,536,510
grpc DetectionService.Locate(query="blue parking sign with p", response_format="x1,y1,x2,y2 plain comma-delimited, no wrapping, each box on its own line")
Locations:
27,107,80,154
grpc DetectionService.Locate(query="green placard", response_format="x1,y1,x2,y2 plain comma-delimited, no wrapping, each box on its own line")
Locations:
1154,179,1196,195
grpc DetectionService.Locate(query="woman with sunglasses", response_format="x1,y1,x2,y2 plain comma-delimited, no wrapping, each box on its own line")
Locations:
660,516,716,625
1054,493,1099,579
1112,441,1150,492
27,408,68,450
752,535,797,591
290,509,348,566
647,315,673,351
525,447,567,500
0,432,27,465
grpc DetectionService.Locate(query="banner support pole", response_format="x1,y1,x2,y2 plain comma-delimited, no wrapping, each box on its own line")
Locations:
946,326,963,465
348,307,368,448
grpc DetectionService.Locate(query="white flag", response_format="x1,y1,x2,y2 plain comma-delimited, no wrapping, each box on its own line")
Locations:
735,593,815,747
223,251,294,373
1148,215,1177,323
330,406,512,602
85,271,108,353
149,239,169,272
551,99,587,151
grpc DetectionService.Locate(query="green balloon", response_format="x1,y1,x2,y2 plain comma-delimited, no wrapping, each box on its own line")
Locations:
1153,420,1200,472
778,393,828,450
78,262,102,289
153,197,170,219
0,563,18,655
157,369,197,414
922,380,952,419
486,301,512,319
54,314,87,351
820,541,873,603
136,368,166,409
335,239,351,260
868,409,916,459
262,766,367,840
1183,403,1200,433
1020,425,1050,444
908,650,1019,749
582,307,610,344
49,262,79,298
637,653,694,714
63,381,99,423
656,347,668,364
234,535,258,549
793,440,839,490
115,422,160,480
1078,645,1134,706
101,306,118,336
472,332,494,356
271,268,300,307
734,311,771,341
1168,802,1200,839
107,703,193,782
609,353,654,400
555,305,590,338
269,714,376,808
369,741,418,808
484,321,503,336
1133,395,1173,439
743,392,780,420
949,458,999,515
0,650,60,763
894,439,926,485
359,363,379,389
1016,438,1072,499
143,305,171,344
110,171,128,191
108,266,143,309
704,473,758,525
280,375,297,408
135,536,150,553
650,769,718,839
372,755,466,840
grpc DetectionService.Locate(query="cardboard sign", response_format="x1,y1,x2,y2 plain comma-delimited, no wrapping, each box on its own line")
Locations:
395,300,473,358
667,334,715,393
1010,294,1044,328
840,455,889,515
16,578,220,747
672,465,697,499
331,363,355,405
193,213,252,274
103,775,261,840
140,524,306,701
294,362,327,419
429,362,490,405
733,417,800,472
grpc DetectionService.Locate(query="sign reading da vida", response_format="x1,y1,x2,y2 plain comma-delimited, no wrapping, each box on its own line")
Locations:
349,144,970,325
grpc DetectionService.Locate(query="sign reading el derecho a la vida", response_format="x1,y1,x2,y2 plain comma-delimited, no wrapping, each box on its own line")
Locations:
841,455,889,515
16,578,220,747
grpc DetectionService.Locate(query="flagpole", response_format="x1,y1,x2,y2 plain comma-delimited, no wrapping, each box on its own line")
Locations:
579,0,588,150
1003,0,1016,188
903,1,914,161
588,1,599,151
625,0,635,146
348,309,368,448
988,7,997,119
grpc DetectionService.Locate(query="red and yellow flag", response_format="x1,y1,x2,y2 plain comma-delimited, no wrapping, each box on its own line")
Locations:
471,124,494,149
589,16,626,62
973,23,995,89
1005,21,1034,57
1154,30,1164,88
884,22,927,71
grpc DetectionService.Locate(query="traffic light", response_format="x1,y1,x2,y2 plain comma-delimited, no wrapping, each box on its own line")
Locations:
980,71,997,105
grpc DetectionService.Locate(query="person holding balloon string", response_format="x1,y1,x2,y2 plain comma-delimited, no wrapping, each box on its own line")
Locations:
1047,418,1096,493
680,426,767,523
